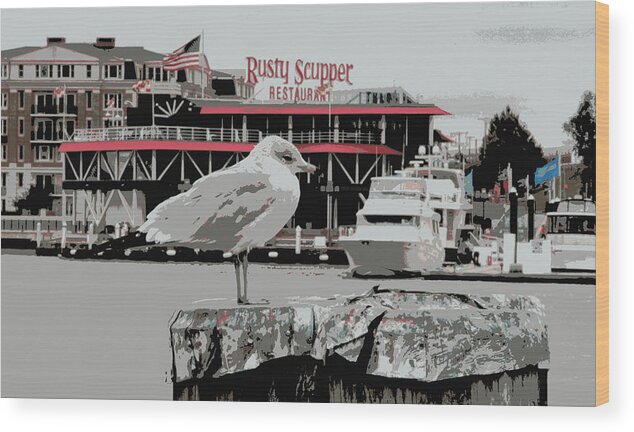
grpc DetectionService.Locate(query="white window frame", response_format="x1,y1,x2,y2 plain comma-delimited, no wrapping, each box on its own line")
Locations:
17,173,24,188
18,144,24,161
18,65,24,78
1,64,7,79
104,118,123,128
18,91,24,109
35,64,53,79
86,65,92,79
1,118,7,136
86,91,93,109
146,66,168,82
36,145,51,162
1,93,7,110
103,64,123,80
104,93,122,109
18,117,25,136
2,144,7,161
57,64,75,79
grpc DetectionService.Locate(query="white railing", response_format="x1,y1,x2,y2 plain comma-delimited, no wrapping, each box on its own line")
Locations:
286,130,378,144
1,215,66,232
70,126,379,145
72,126,262,143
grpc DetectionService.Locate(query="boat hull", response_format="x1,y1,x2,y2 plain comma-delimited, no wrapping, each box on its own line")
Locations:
340,236,444,276
548,233,595,272
551,244,596,271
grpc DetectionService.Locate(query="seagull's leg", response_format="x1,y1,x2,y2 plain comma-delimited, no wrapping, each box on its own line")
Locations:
241,250,249,304
233,254,243,304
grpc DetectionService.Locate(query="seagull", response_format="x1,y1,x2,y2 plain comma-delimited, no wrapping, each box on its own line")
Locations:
92,136,316,304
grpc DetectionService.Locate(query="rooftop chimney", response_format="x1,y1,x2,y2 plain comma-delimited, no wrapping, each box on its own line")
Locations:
95,37,116,49
46,37,66,46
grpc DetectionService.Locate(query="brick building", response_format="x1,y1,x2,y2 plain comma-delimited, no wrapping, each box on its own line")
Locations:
0,36,225,215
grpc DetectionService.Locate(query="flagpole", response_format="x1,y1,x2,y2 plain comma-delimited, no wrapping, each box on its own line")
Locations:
201,30,204,98
151,84,156,127
557,153,563,199
62,87,66,141
61,86,66,141
328,91,332,129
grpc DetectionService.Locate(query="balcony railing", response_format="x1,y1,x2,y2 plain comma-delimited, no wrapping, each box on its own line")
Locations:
1,216,65,233
70,126,379,145
31,103,78,116
149,81,183,94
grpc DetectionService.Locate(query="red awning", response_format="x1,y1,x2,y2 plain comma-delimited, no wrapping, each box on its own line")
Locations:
59,140,401,155
295,144,400,155
199,105,450,116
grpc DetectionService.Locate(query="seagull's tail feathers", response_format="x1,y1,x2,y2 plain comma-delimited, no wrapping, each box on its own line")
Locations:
89,231,154,256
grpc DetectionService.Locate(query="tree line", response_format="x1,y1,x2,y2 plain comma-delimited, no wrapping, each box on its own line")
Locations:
471,91,596,199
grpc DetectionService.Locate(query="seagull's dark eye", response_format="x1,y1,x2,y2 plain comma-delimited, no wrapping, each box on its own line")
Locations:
282,155,293,163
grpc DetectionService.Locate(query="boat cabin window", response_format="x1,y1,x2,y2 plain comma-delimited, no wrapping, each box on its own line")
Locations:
369,179,424,199
548,215,596,235
410,169,461,189
364,215,417,225
556,200,596,213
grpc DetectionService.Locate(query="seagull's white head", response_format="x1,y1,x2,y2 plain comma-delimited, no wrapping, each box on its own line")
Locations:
249,136,317,175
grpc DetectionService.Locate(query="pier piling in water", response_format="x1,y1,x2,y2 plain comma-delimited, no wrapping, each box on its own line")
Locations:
35,222,42,248
528,194,535,240
510,187,518,235
295,225,302,255
170,287,549,404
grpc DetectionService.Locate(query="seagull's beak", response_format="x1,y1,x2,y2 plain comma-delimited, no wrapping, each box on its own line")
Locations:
299,163,317,174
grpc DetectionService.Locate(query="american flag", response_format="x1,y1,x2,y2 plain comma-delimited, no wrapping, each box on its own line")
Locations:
53,85,65,99
133,80,152,93
315,81,333,97
202,54,212,78
104,97,116,118
163,36,202,71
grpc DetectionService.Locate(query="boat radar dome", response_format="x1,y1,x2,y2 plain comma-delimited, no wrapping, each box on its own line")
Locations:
432,144,442,155
418,145,427,155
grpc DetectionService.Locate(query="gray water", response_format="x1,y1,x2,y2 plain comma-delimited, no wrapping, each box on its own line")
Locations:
1,253,595,405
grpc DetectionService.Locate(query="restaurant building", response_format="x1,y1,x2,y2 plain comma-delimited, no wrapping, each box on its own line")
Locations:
59,86,449,235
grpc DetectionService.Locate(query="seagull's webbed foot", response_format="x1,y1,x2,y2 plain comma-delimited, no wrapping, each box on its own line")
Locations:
233,250,269,305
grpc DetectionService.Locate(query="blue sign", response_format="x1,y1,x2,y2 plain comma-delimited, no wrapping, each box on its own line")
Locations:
535,158,559,184
464,171,474,197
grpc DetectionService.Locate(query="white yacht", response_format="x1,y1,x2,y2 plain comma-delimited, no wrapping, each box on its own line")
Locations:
339,176,444,276
546,197,596,271
402,154,475,262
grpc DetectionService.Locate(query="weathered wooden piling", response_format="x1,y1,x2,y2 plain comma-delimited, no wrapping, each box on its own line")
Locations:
170,287,549,405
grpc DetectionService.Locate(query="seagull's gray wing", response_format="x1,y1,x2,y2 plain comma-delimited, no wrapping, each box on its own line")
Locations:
139,168,278,250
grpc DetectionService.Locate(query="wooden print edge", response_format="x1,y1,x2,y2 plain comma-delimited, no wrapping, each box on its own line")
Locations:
595,0,609,407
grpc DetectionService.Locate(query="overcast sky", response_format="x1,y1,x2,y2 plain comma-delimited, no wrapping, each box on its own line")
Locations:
1,1,595,149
